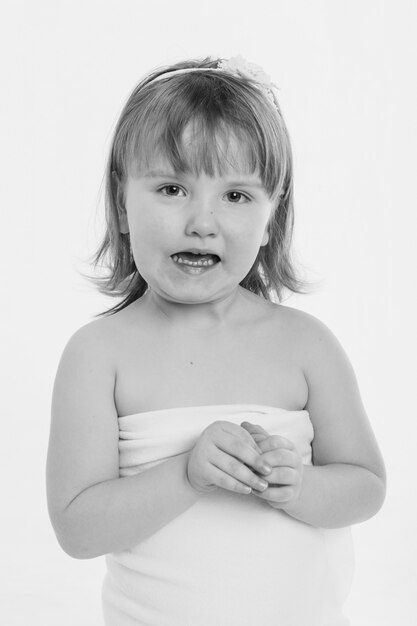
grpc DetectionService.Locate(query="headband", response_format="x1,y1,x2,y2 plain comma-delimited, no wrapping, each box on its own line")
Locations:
147,54,280,113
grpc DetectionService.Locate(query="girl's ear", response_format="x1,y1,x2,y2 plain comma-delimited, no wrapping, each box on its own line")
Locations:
261,200,276,247
118,207,129,235
113,170,129,234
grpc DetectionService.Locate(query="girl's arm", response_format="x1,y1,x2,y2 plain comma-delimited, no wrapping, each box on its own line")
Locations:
246,312,387,528
297,316,386,527
46,323,202,559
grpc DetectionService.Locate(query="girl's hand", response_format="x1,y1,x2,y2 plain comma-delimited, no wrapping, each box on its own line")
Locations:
187,421,273,495
241,422,304,510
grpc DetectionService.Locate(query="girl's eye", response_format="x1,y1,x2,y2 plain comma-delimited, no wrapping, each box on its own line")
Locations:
159,185,185,197
226,191,249,203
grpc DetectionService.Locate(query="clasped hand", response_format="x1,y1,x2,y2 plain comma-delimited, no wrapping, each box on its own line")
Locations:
186,420,303,510
241,421,303,510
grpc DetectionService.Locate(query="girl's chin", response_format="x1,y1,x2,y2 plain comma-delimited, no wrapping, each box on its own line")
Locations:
148,282,238,306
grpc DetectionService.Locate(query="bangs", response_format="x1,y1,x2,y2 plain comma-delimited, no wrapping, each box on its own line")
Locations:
113,73,289,200
130,118,261,183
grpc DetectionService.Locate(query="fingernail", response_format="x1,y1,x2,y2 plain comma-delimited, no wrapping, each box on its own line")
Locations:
261,464,272,475
257,480,268,490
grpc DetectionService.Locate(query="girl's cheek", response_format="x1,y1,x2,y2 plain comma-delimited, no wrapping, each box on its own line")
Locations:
130,215,167,239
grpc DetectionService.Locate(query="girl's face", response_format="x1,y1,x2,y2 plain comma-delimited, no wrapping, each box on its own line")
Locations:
120,138,275,306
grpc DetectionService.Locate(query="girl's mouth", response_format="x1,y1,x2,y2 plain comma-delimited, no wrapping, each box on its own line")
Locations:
171,251,221,274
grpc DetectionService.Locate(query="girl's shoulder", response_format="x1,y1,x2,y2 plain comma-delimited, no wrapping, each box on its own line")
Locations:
267,302,334,340
266,302,347,369
241,288,330,338
66,314,117,345
61,305,150,376
61,313,125,367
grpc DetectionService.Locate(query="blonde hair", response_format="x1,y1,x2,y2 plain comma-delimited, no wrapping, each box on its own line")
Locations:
86,56,306,316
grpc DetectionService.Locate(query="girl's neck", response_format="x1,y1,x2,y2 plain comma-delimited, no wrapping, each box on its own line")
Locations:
141,287,247,331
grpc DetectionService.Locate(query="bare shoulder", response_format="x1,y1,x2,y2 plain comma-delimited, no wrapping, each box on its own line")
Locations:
281,305,351,368
265,302,340,352
263,302,357,389
61,312,125,364
52,314,123,428
53,315,121,420
66,313,120,345
267,302,328,331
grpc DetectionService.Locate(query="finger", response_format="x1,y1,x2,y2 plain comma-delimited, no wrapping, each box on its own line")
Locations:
217,421,264,455
215,429,272,476
240,421,270,437
211,452,270,493
258,435,295,450
256,438,277,454
251,486,294,503
261,448,300,469
252,433,269,443
240,423,270,454
212,420,262,445
252,435,295,455
209,465,253,495
264,466,298,486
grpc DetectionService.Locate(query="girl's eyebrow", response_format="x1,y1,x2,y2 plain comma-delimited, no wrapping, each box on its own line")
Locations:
143,170,264,188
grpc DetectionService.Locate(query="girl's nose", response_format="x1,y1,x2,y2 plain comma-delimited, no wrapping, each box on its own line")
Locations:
185,202,219,238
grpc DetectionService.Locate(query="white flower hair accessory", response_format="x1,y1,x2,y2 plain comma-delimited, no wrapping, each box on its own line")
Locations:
148,55,280,113
217,54,279,108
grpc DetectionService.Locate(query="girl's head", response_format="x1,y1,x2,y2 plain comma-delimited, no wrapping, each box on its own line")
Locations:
89,56,304,315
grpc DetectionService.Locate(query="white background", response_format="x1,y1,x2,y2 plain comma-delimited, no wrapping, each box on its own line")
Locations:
1,0,416,624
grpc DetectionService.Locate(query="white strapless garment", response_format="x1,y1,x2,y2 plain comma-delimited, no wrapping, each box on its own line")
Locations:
102,405,354,626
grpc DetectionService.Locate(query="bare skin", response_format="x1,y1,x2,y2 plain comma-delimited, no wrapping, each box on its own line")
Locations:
112,288,308,417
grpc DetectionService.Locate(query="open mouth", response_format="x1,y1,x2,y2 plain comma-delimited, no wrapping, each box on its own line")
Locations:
171,251,221,268
170,251,221,275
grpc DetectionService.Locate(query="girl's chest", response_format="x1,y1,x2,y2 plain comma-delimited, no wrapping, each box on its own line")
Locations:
113,327,308,416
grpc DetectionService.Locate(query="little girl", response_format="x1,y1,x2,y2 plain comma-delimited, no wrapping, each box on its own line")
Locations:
46,55,386,626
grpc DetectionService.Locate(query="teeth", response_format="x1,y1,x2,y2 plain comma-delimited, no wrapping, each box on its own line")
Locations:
172,255,215,267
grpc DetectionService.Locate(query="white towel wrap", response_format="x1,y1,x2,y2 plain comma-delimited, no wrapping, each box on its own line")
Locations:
102,405,354,626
